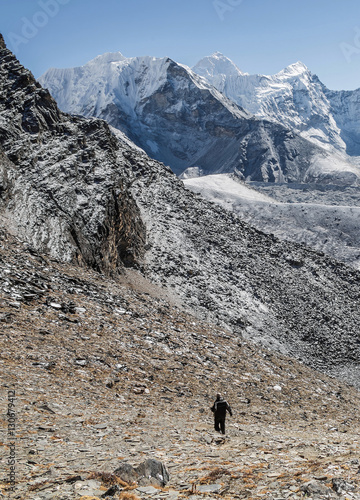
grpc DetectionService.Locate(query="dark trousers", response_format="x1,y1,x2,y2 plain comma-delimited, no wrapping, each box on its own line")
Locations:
214,416,226,434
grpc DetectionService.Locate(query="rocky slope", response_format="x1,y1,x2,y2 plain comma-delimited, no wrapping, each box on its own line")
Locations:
1,229,360,499
184,174,360,270
0,36,145,274
1,34,360,385
125,154,360,385
38,52,358,184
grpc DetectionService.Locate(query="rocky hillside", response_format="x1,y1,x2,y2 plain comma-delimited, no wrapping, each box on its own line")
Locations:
38,52,359,184
0,36,145,274
1,34,360,385
184,174,360,271
1,228,360,499
125,154,360,385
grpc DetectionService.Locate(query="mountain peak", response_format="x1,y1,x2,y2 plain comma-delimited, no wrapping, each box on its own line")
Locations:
86,51,127,66
211,51,227,58
193,52,246,78
280,61,310,76
0,33,6,50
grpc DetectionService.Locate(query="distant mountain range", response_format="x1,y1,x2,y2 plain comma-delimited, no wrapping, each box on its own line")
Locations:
39,52,360,185
193,52,360,158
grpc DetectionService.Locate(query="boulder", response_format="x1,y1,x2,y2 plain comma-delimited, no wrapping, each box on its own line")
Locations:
113,458,169,487
300,480,333,497
135,458,170,487
113,462,138,484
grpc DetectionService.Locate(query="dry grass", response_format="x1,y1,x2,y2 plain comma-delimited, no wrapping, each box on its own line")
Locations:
119,492,141,500
88,471,129,487
199,466,234,484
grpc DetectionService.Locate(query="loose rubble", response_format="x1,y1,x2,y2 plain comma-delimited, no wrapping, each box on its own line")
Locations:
1,230,360,499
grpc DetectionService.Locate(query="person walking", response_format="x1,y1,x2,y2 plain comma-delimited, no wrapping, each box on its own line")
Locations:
211,393,232,434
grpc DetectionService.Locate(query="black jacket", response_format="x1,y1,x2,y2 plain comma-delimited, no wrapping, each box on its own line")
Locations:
211,398,232,418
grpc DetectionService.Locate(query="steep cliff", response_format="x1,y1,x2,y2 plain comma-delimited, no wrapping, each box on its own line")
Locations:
0,37,145,273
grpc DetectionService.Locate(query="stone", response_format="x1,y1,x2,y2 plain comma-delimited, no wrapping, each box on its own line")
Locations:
101,484,121,497
300,480,333,496
331,477,355,493
197,484,221,493
136,485,159,494
135,458,170,486
113,462,138,484
50,302,62,310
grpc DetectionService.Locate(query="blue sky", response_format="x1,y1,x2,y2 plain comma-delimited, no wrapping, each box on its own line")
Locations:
1,0,360,89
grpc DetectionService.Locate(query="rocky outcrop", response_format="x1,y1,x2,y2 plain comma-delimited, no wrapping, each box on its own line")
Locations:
0,147,13,206
0,37,145,274
114,458,169,486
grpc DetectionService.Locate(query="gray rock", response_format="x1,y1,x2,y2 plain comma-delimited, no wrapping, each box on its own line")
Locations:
300,480,334,496
197,483,222,493
113,462,138,484
136,485,159,494
0,42,146,274
135,458,170,486
101,484,121,497
331,477,355,493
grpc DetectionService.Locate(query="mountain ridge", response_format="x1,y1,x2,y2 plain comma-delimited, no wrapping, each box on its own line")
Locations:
39,51,360,185
193,52,360,160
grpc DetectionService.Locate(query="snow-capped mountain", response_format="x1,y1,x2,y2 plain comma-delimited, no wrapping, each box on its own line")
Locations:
39,52,360,185
193,52,360,159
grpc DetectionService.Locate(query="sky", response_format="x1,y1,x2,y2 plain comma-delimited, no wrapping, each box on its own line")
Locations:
1,0,360,90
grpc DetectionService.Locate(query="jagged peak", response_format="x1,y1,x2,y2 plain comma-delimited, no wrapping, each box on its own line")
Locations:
0,33,6,49
193,52,246,77
86,51,127,66
279,61,310,76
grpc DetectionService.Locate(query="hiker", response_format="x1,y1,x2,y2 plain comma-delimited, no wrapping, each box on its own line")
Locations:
211,393,232,434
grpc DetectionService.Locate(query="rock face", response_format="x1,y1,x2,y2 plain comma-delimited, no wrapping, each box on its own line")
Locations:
38,52,358,184
0,40,146,273
325,87,360,157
